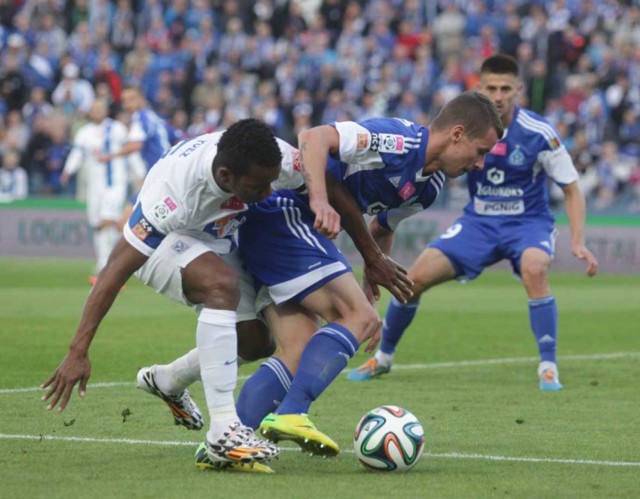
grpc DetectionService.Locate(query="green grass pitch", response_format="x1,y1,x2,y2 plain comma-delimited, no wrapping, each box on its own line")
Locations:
1,257,639,498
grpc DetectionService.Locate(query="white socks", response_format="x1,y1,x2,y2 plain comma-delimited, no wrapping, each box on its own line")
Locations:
374,350,394,367
196,308,240,443
153,348,200,395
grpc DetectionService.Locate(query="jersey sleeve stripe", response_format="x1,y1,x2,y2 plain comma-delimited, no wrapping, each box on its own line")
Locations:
517,112,560,141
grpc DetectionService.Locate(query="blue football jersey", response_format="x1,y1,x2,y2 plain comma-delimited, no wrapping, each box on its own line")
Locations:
129,108,175,171
328,118,445,230
464,107,578,221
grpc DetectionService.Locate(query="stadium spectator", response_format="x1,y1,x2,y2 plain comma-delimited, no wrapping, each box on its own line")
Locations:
52,62,95,115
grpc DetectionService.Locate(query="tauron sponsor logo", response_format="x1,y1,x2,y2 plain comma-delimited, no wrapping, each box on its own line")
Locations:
476,183,524,197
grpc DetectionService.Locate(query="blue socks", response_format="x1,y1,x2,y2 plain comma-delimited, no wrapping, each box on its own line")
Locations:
236,357,292,429
528,296,558,363
276,323,359,415
379,297,420,355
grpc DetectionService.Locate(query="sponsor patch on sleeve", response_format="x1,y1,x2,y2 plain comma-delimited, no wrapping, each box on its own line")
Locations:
490,142,507,156
150,196,178,223
127,203,165,249
548,137,561,150
356,133,369,150
370,133,405,154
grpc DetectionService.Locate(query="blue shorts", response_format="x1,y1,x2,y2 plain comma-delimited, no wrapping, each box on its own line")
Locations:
238,190,351,305
429,215,556,280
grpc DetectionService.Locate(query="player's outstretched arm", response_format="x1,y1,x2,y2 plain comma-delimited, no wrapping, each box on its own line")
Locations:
41,238,148,412
326,174,413,303
562,182,598,277
298,126,341,239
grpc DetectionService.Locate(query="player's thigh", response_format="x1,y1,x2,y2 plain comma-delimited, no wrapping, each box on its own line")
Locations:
408,248,457,294
262,302,320,374
220,249,260,322
135,233,231,306
429,217,500,281
506,222,554,276
181,251,239,309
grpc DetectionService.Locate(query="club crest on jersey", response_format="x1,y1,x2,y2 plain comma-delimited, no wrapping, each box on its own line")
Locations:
508,145,525,166
220,196,245,210
172,239,189,253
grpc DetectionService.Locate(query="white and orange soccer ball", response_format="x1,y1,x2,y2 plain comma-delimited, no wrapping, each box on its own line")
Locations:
353,405,425,472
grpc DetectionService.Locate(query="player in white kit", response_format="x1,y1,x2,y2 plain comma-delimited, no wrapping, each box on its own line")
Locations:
61,99,129,278
41,119,303,473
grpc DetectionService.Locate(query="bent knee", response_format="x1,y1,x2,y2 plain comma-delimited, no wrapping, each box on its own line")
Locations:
349,304,380,342
521,260,548,282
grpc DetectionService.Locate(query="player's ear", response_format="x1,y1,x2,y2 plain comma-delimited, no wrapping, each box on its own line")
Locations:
216,165,234,189
451,124,465,143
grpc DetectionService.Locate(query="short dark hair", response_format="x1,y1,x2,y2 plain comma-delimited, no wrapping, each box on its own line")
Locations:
480,54,520,78
431,91,504,141
213,119,282,176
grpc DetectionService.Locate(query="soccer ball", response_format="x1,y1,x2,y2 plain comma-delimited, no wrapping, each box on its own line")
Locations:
353,405,425,472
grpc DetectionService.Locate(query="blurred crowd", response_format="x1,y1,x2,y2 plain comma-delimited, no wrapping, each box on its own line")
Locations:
0,0,639,212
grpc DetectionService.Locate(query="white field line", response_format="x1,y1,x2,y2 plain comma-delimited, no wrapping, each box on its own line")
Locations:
1,433,639,468
2,351,639,395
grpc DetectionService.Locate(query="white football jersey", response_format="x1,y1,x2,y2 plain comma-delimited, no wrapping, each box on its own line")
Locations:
63,118,129,226
124,131,302,257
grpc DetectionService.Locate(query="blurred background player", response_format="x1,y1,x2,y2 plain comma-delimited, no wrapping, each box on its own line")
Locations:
61,99,129,282
0,148,28,202
97,86,176,226
349,54,598,390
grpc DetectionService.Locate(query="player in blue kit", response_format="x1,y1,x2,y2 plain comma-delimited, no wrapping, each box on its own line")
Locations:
234,91,503,456
349,54,598,390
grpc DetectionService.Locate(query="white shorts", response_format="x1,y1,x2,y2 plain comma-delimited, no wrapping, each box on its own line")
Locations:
135,232,259,322
87,187,126,227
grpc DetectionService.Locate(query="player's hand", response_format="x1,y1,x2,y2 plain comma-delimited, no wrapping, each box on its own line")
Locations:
95,151,110,163
362,277,377,304
309,198,341,239
364,254,414,303
40,351,91,412
573,244,598,277
363,317,382,353
60,172,70,188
